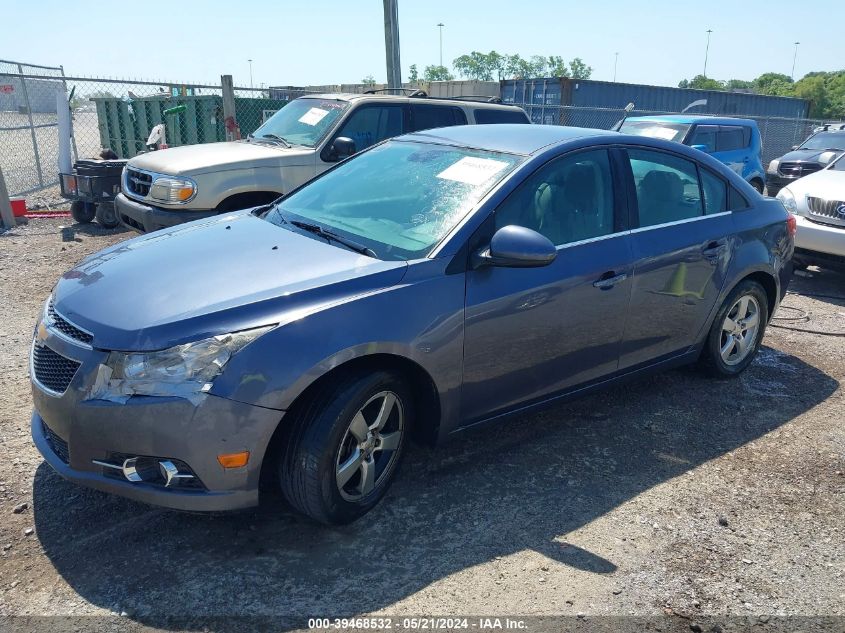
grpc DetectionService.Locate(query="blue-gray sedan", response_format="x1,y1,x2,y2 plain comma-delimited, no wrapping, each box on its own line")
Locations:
31,125,795,524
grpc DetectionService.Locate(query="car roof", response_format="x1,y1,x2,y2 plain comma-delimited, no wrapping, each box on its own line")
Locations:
397,124,619,155
300,93,523,111
625,115,757,126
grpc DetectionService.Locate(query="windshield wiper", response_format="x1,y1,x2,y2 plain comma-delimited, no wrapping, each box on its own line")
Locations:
253,133,291,148
289,220,378,258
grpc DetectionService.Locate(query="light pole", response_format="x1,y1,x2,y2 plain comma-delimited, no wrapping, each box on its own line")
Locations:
247,59,254,90
703,29,713,77
613,52,619,82
791,41,800,80
437,22,444,68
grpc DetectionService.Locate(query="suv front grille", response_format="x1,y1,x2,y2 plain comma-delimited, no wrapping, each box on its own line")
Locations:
779,162,821,178
807,197,845,227
32,344,81,394
42,421,70,464
47,300,93,345
125,168,152,198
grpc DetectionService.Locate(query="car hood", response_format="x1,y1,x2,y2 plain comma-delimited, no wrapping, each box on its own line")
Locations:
52,211,407,351
784,169,845,200
128,141,314,176
778,148,845,165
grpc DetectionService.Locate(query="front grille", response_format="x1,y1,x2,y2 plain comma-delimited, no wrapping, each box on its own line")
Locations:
807,197,845,227
32,344,81,394
779,162,821,178
125,168,152,198
42,421,70,464
47,301,93,345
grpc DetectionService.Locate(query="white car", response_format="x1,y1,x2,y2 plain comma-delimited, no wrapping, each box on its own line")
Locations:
777,152,845,269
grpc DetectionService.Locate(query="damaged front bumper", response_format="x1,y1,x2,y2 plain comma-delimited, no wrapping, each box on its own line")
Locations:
30,319,283,512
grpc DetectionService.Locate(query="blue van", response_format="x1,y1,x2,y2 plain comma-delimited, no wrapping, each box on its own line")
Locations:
620,116,766,193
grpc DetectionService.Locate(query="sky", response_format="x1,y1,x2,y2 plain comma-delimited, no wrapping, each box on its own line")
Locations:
3,0,843,89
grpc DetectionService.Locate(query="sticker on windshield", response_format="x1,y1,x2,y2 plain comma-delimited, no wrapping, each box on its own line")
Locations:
298,107,330,126
646,126,679,141
436,157,509,186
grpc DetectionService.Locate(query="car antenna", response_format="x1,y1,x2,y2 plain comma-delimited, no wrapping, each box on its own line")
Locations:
613,103,635,132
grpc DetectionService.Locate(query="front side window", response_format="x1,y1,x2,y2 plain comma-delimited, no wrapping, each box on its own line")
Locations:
495,149,616,246
628,149,704,227
717,126,745,151
251,98,348,147
265,141,523,260
334,105,405,153
689,125,718,151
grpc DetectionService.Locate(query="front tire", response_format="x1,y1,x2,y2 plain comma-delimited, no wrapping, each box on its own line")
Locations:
279,370,411,525
95,202,120,228
700,280,769,377
750,179,764,195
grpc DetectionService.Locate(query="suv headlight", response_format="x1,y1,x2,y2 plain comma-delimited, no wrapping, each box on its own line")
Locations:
767,159,780,174
150,177,197,203
776,188,802,216
90,326,272,403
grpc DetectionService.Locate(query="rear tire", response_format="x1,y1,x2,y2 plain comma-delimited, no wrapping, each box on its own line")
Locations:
95,202,120,228
70,201,96,224
279,370,411,525
751,179,764,195
700,280,769,377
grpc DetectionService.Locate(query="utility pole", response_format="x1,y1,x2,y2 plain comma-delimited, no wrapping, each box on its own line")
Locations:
437,22,444,68
791,41,800,80
383,0,402,89
703,29,713,77
613,52,619,82
248,59,254,90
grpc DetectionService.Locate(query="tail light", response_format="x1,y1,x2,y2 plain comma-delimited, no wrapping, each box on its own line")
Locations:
786,213,797,237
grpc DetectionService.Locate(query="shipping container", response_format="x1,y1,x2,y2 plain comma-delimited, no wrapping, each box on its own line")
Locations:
501,78,810,125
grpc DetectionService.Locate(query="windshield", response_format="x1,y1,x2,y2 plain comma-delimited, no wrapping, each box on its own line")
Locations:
799,131,845,151
264,140,524,260
251,98,349,147
619,121,691,142
829,152,845,171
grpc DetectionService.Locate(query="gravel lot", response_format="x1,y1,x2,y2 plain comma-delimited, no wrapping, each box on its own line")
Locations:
0,218,843,632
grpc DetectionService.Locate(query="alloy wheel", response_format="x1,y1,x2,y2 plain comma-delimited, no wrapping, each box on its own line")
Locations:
335,391,404,501
720,294,761,366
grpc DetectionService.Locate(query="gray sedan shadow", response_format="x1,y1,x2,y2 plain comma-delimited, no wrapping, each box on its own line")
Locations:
32,346,837,630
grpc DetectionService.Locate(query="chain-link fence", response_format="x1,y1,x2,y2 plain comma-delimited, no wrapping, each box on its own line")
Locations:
512,103,826,166
0,61,282,200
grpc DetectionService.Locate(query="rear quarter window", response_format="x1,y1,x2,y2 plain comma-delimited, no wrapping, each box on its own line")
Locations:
410,104,467,132
474,109,530,124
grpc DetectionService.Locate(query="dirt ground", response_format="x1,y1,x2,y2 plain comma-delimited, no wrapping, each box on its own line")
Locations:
0,218,843,632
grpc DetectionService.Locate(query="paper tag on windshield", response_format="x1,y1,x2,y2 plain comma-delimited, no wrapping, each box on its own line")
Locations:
436,157,509,186
646,126,679,141
298,107,329,126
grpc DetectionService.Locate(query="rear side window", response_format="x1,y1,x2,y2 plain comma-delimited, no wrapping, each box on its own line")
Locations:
627,149,704,227
410,105,467,132
729,186,750,210
717,126,745,151
700,169,727,214
474,109,530,124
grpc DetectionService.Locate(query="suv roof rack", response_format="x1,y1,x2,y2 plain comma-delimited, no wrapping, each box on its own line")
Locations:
436,95,503,104
363,88,428,97
818,123,845,132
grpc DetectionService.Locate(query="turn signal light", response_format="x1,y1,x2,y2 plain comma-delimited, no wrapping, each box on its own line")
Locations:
786,213,797,237
217,451,250,468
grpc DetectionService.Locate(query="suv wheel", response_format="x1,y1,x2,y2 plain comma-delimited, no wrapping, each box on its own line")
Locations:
750,179,764,194
279,370,410,524
95,202,120,229
700,280,768,377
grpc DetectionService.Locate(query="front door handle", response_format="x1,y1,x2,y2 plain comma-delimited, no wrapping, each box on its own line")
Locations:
593,271,628,290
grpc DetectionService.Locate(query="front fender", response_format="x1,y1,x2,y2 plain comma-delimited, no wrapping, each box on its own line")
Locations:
210,258,467,435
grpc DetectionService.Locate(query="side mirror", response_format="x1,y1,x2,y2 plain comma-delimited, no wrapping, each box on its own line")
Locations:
691,143,711,153
473,225,557,269
329,137,356,161
791,145,799,151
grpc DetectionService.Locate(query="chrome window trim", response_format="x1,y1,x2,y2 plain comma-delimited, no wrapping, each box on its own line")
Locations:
556,229,631,251
629,210,731,234
122,166,198,205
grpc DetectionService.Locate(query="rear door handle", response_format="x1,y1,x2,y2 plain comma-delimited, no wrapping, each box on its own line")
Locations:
702,239,728,260
593,271,628,290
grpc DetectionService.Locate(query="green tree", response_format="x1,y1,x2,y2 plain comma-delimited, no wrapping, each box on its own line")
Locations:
753,72,793,96
505,54,533,79
568,57,592,80
423,65,454,82
547,56,570,77
678,74,724,90
361,75,376,86
453,52,489,80
725,79,753,90
408,64,419,83
528,55,548,77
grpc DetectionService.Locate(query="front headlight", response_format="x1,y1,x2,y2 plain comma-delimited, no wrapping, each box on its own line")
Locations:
767,159,780,174
90,326,272,402
150,177,196,203
776,188,803,216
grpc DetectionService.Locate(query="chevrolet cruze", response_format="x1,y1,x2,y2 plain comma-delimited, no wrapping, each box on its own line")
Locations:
31,125,794,525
